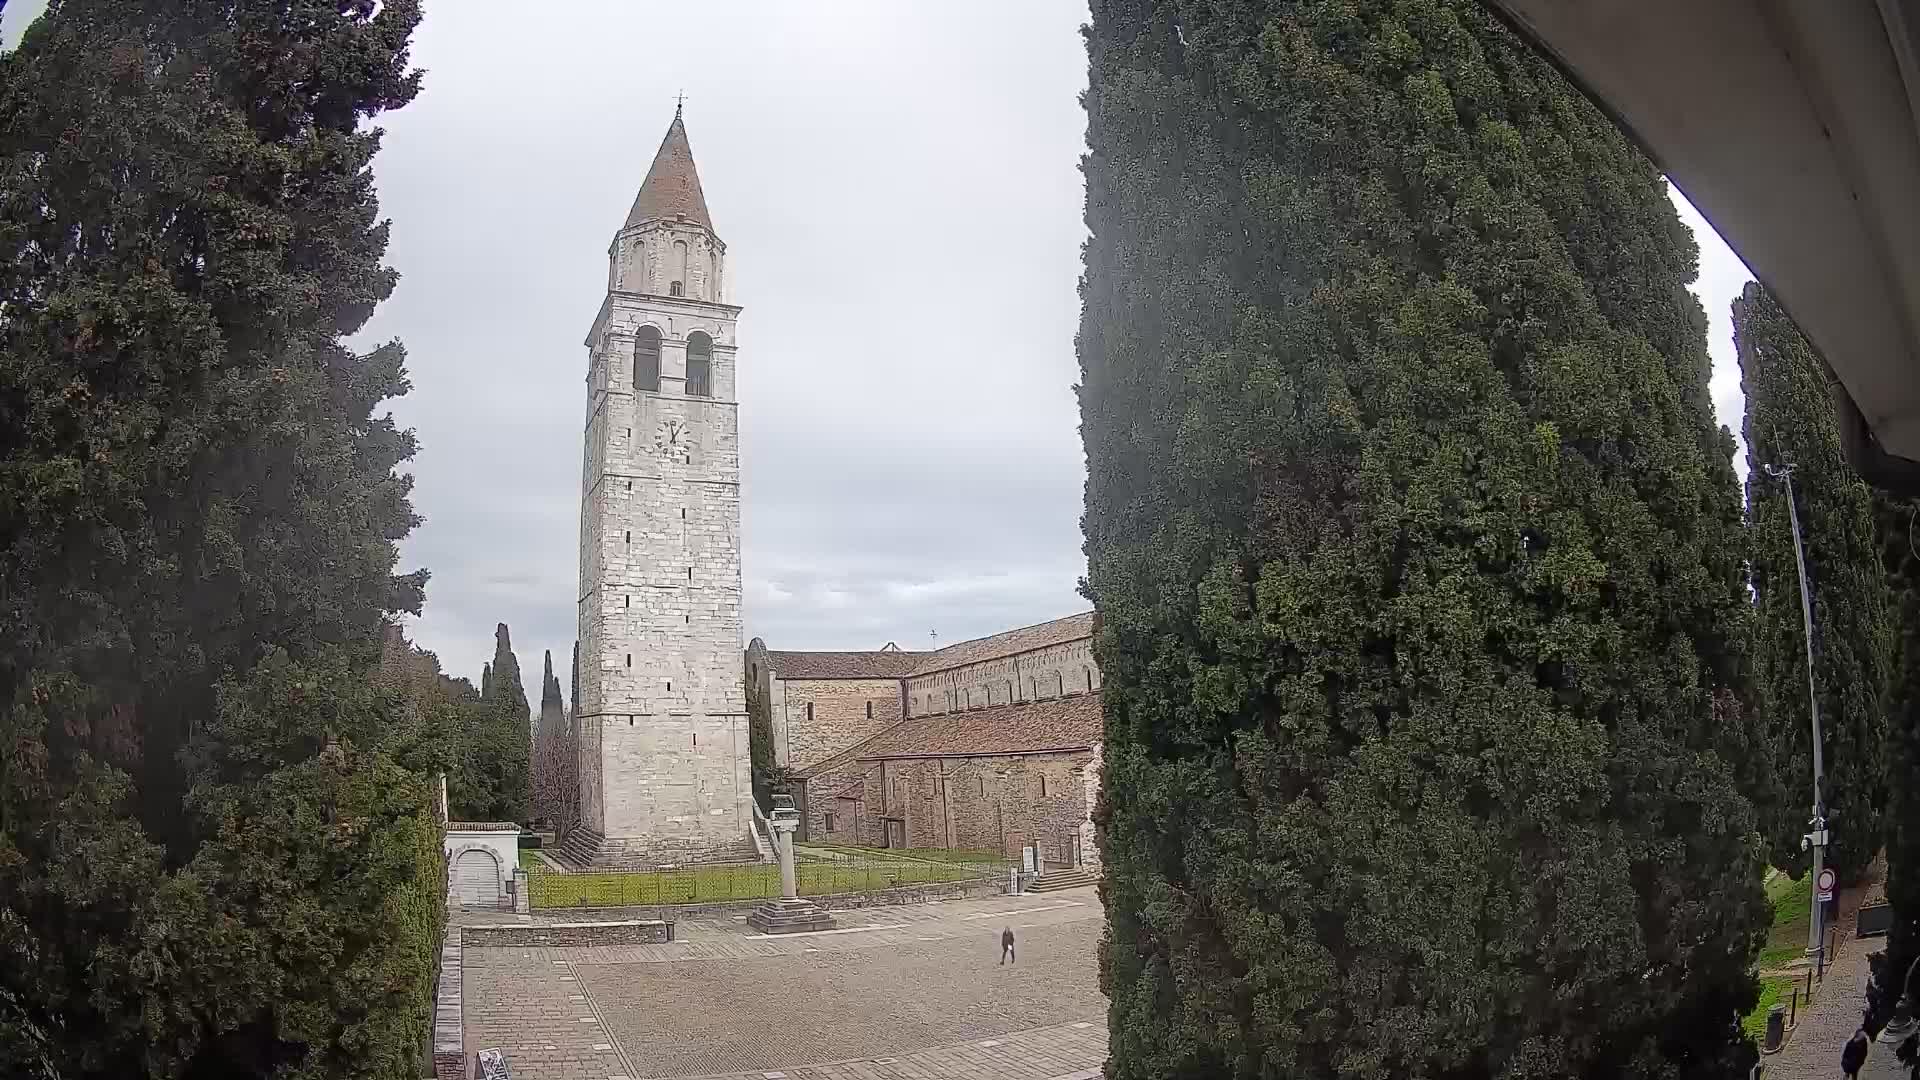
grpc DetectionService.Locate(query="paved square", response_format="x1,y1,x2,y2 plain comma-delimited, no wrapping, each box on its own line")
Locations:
463,888,1107,1080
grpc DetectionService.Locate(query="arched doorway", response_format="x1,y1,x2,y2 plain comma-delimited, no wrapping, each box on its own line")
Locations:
452,848,503,908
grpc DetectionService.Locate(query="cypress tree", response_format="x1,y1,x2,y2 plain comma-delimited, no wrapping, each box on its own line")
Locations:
1877,494,1920,1015
1735,283,1892,883
0,0,436,1074
457,624,529,822
488,622,528,721
1079,2,1766,1076
532,649,570,828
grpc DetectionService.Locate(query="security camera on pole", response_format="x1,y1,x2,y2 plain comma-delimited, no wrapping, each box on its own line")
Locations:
1762,461,1831,968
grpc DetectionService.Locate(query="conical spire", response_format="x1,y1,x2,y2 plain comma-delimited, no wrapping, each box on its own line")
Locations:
625,112,713,231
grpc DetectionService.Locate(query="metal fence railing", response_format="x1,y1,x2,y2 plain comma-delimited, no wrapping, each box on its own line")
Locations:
527,850,1005,909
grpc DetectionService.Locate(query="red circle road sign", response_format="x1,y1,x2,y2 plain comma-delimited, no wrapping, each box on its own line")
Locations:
1817,868,1837,895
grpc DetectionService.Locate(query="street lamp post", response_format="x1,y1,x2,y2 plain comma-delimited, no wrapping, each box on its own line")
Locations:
1762,461,1830,967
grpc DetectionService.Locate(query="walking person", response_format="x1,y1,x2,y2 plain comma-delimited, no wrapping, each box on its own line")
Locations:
1000,925,1016,965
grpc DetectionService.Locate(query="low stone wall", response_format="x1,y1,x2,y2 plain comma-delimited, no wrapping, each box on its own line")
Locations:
462,919,675,948
432,924,464,1080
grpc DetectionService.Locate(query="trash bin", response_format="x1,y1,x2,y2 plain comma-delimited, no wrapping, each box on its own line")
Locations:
1763,1004,1785,1054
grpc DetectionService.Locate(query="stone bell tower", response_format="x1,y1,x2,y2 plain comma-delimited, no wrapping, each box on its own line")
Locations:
567,106,752,867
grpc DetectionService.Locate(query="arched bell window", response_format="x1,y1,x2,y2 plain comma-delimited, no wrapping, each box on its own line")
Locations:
685,331,713,398
634,325,661,392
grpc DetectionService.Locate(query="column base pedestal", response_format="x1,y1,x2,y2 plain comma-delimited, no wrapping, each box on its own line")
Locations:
746,896,836,934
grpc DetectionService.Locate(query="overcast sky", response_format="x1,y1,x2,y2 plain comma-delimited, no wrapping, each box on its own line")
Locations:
3,1,1755,691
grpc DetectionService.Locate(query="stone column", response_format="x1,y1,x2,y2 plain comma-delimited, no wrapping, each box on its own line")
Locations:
776,822,798,898
746,796,835,934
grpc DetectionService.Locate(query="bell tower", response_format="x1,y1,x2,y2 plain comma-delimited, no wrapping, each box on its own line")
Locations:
570,107,751,866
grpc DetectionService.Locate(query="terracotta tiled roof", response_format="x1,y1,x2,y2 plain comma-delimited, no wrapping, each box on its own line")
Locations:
908,612,1095,676
841,693,1103,762
625,114,713,231
765,650,927,680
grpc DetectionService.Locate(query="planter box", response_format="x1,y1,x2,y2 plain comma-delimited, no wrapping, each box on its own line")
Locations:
1858,901,1895,939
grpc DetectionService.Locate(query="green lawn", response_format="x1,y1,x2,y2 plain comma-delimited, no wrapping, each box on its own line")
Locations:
1740,871,1817,1045
1743,975,1797,1041
517,848,543,871
528,855,989,908
1757,873,1813,972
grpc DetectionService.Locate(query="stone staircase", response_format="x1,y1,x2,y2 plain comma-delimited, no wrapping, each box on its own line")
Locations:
1026,867,1098,893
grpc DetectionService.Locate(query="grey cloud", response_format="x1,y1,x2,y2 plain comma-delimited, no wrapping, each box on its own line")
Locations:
2,1,1756,687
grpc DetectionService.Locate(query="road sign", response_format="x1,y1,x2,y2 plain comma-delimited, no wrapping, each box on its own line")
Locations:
1817,867,1837,902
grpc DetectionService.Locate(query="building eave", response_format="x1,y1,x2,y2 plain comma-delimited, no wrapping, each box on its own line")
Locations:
1480,0,1920,491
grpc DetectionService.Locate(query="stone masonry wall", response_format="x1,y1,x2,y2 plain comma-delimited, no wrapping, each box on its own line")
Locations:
904,638,1101,718
432,924,463,1080
768,677,904,772
461,919,673,948
821,750,1096,865
800,752,870,844
577,228,748,853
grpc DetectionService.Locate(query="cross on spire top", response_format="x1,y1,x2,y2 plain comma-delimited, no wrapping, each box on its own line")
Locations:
674,90,686,119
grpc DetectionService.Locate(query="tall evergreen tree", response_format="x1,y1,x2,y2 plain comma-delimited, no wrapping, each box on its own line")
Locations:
1079,2,1767,1077
456,624,528,822
531,649,571,829
0,0,438,1075
1735,283,1892,883
488,622,528,721
1877,494,1920,1016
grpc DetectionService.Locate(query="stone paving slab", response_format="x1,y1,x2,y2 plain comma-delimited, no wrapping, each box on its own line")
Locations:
463,887,1107,1080
1761,933,1909,1080
463,949,630,1080
486,893,1096,967
1762,863,1907,1080
659,1019,1108,1080
580,915,1104,1077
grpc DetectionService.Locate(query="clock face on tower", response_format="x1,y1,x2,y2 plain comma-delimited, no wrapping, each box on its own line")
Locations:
652,418,691,464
